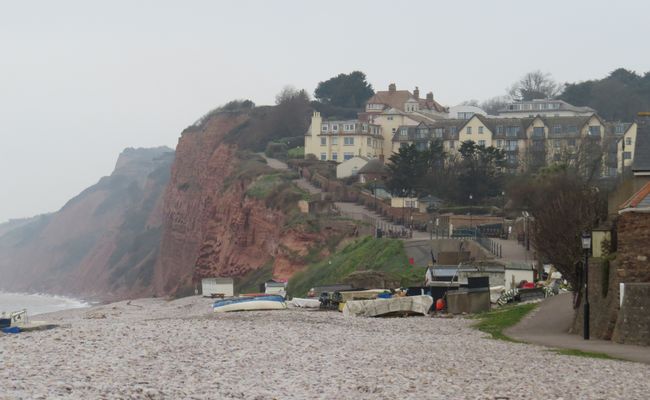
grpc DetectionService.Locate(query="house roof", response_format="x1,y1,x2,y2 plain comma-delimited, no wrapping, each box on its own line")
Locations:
632,113,650,173
358,158,388,174
498,99,596,114
619,181,650,212
365,87,448,114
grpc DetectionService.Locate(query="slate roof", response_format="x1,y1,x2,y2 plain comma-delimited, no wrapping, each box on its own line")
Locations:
358,158,388,174
366,87,448,113
632,113,650,173
620,181,650,211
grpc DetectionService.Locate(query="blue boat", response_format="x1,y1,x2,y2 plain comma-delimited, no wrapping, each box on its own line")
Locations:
212,295,287,312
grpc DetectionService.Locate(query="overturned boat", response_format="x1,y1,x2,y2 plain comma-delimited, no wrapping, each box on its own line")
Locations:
342,295,433,317
212,295,287,313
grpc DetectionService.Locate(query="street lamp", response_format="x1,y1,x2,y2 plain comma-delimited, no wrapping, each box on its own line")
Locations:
429,220,433,240
582,231,592,340
469,194,473,237
435,217,440,240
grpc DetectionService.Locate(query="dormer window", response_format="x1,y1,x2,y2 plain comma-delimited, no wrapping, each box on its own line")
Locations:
400,128,408,136
321,124,328,132
332,124,339,132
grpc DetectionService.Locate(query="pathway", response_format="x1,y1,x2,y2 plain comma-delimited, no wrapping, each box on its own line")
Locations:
492,238,535,265
506,292,650,364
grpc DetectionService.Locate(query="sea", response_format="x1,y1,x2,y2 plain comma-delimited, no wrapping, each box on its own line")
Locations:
0,291,89,316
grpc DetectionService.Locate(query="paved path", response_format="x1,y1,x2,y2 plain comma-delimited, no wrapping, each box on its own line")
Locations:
506,292,650,364
492,238,535,265
260,153,289,170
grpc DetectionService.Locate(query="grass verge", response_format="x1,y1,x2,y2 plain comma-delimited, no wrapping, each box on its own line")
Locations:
550,348,621,361
472,303,538,342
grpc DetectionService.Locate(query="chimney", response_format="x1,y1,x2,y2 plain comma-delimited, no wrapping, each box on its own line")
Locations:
388,83,396,92
414,87,419,99
426,92,434,102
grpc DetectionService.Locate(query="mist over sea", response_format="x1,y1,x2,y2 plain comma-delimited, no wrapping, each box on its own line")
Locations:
0,292,88,316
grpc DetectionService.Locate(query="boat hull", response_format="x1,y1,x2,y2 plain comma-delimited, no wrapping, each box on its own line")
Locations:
342,295,433,317
213,295,287,313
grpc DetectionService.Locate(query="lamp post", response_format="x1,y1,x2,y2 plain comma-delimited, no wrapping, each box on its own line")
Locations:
469,194,473,238
582,231,591,340
429,220,433,240
435,217,439,240
373,178,377,212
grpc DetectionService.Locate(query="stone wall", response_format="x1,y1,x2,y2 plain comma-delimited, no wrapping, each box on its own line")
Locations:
574,211,650,344
613,283,650,346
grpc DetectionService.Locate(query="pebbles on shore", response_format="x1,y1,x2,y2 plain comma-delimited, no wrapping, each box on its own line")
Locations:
1,296,648,399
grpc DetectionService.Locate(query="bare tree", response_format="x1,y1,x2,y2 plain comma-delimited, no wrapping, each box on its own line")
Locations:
275,85,310,105
459,99,480,107
480,95,511,115
509,71,563,101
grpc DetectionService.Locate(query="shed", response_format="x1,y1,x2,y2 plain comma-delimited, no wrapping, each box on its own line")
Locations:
201,277,234,297
336,156,369,179
264,280,287,296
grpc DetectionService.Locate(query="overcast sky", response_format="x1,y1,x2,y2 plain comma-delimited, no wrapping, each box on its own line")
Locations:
1,0,649,222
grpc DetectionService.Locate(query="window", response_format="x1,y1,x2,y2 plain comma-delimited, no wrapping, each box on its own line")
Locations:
616,125,626,134
416,142,427,151
478,126,484,134
331,137,338,145
367,138,372,146
554,139,561,148
332,152,338,161
400,128,408,136
553,125,562,134
625,137,632,146
320,153,327,161
568,138,576,147
496,139,503,148
344,124,355,131
624,151,632,160
450,127,457,135
321,124,328,132
506,140,518,151
320,137,326,146
344,137,354,146
332,124,339,132
589,126,601,136
387,116,393,121
506,126,520,137
433,128,444,138
533,127,544,138
566,125,578,134
496,126,504,135
478,140,486,147
449,141,456,149
343,152,353,160
362,124,368,132
466,126,472,135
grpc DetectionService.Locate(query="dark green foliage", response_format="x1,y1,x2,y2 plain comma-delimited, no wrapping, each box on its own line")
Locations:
456,140,506,203
387,141,446,197
287,236,423,297
314,71,374,109
310,101,360,119
236,262,274,294
559,68,650,121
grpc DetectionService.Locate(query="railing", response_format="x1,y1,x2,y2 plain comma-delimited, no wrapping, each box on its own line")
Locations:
474,231,502,258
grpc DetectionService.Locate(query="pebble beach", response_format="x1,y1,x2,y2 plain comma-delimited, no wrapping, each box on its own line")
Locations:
1,296,649,399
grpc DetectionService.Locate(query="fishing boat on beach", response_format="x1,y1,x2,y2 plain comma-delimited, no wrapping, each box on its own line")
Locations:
212,295,287,313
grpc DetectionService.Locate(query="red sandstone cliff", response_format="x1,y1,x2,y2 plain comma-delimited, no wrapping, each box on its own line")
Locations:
0,147,173,300
153,111,336,296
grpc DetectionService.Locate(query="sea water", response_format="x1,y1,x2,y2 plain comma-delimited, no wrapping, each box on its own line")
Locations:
0,291,88,316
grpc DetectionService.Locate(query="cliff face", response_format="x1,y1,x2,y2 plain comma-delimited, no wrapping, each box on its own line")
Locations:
153,112,336,296
0,147,174,300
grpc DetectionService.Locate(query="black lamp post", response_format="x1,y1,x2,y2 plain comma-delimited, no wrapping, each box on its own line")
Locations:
581,231,592,340
469,194,473,237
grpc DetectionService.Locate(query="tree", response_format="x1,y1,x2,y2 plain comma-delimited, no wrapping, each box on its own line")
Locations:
559,68,650,121
456,141,506,203
510,170,606,298
509,70,562,101
480,95,511,115
459,99,480,107
275,85,309,105
386,140,446,198
314,71,374,108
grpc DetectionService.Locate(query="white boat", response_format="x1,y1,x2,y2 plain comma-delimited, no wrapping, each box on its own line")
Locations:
291,297,321,308
342,295,433,317
212,295,287,313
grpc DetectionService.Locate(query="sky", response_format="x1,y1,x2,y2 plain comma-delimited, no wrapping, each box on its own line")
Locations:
1,0,649,222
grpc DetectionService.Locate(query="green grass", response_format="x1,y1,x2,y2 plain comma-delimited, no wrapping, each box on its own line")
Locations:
287,236,424,297
236,262,274,294
550,348,621,361
246,173,284,199
287,146,304,159
472,303,538,342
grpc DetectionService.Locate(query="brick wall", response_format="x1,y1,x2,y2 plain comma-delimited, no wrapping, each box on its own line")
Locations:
615,212,650,282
